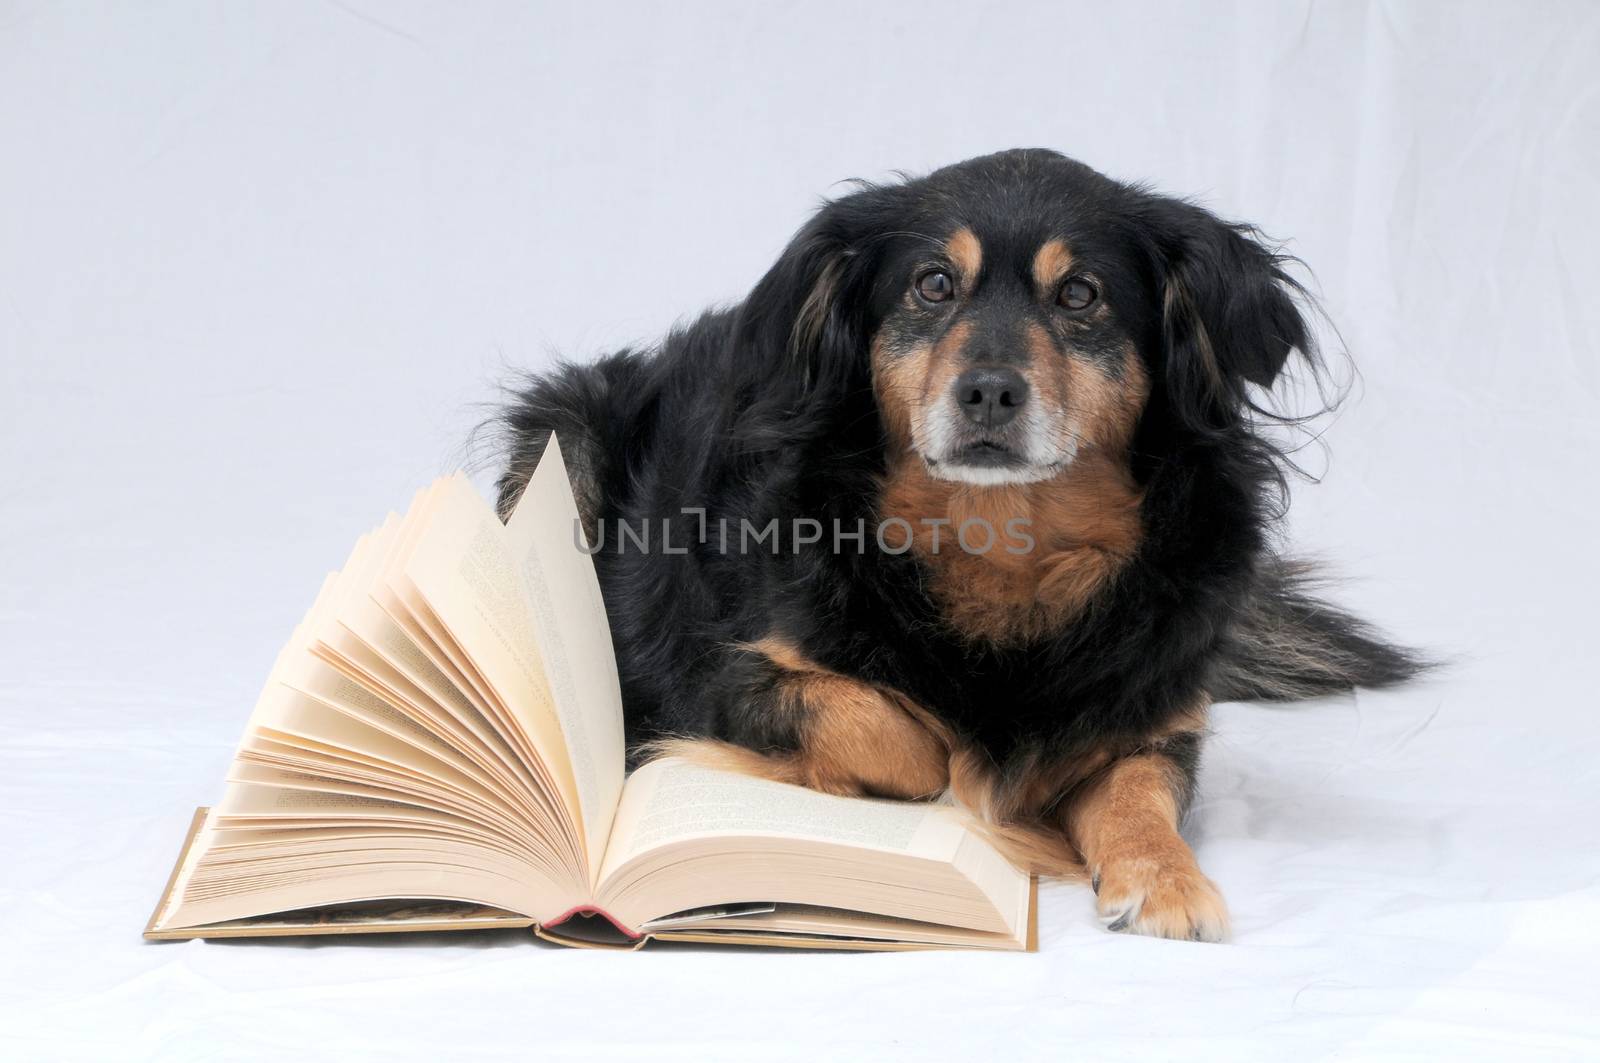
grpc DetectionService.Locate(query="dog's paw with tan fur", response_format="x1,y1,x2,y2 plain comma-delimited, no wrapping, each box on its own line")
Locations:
1090,846,1230,943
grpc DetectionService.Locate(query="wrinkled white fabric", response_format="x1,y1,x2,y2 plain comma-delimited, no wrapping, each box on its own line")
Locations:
2,2,1597,1059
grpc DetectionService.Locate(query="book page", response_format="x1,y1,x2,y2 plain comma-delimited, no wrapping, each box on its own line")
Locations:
594,758,1028,937
398,474,589,857
156,803,564,931
502,436,627,884
649,903,1029,950
598,758,969,883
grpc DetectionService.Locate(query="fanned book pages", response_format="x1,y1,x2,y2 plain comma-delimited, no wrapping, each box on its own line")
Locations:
145,438,1036,951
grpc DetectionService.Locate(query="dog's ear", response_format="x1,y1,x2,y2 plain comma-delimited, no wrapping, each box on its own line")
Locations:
1145,199,1312,428
737,184,901,397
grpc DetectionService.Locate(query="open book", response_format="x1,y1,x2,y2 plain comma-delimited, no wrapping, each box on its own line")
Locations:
145,438,1035,951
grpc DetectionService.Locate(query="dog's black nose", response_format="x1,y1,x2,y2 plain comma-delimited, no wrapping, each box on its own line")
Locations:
953,366,1029,428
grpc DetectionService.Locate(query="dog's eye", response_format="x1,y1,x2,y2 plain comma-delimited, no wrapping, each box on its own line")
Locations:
914,269,955,304
1058,277,1098,311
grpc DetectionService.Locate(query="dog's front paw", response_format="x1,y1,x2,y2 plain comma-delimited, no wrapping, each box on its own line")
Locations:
1091,846,1230,943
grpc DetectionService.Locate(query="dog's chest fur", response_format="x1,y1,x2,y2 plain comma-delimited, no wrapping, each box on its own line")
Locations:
875,454,1145,645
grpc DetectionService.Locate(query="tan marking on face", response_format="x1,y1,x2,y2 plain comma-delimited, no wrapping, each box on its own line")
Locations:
946,227,982,284
1032,238,1074,294
720,636,952,799
1025,324,1151,455
1022,320,1072,452
871,334,925,452
1105,344,1152,449
873,320,972,457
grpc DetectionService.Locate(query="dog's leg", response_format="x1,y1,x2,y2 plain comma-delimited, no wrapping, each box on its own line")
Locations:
1061,732,1229,942
647,638,951,800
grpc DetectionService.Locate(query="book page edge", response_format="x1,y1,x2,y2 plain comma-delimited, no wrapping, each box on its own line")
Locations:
143,806,209,939
1027,873,1039,953
645,930,1009,952
644,877,1037,952
142,806,541,942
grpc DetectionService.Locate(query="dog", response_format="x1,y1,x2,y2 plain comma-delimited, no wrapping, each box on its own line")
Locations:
494,148,1423,942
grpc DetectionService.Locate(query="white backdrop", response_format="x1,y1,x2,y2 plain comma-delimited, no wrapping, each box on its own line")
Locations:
3,1,1598,1059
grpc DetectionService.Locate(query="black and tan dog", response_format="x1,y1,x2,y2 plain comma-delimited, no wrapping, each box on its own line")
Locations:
495,149,1422,942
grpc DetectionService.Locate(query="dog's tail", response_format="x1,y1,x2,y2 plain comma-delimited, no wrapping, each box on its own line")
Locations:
1209,559,1431,703
493,352,649,525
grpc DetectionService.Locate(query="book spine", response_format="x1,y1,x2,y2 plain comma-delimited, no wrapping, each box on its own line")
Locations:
542,904,642,939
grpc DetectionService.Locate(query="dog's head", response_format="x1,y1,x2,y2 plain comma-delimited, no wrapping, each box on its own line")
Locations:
739,148,1313,484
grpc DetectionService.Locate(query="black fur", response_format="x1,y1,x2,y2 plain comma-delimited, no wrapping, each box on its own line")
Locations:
495,149,1424,783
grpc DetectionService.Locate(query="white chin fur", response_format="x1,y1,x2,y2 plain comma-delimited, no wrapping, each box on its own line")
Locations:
917,404,1077,487
926,459,1070,486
